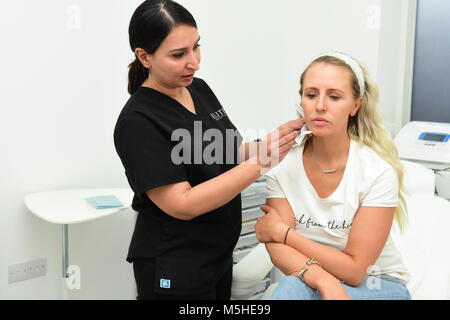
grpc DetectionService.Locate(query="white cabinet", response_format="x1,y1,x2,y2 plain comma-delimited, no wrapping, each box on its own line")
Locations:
233,178,272,298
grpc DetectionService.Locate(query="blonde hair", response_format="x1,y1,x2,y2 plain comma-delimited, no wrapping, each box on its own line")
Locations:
299,54,408,232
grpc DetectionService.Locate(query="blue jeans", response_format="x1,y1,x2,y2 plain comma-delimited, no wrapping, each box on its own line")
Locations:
270,275,411,300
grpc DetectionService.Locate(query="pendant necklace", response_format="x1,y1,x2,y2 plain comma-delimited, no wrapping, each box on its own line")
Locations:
311,145,338,174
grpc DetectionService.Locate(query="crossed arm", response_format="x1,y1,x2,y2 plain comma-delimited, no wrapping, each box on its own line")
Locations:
255,198,395,289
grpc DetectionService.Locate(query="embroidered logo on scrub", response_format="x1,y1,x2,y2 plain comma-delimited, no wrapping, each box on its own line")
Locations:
160,279,171,289
210,108,227,121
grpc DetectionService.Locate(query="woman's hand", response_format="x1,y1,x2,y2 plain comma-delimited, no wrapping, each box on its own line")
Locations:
254,205,290,243
315,274,351,300
255,119,304,169
277,119,305,132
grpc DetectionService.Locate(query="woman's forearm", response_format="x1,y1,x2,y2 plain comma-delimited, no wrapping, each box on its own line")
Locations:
181,158,263,219
240,141,260,162
265,243,336,290
285,231,366,286
150,127,299,221
266,243,305,275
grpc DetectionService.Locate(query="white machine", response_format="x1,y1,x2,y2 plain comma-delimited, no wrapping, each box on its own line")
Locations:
395,121,450,199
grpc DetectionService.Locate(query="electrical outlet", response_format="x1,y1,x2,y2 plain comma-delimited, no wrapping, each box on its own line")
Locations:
8,258,47,284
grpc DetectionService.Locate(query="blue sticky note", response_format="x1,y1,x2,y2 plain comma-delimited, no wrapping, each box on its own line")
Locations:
85,195,124,210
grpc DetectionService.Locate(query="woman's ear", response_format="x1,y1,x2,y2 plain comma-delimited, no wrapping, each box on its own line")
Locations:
350,97,363,117
135,48,152,69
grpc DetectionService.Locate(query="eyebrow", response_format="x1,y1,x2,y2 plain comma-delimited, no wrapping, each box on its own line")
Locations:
169,37,201,53
304,87,345,94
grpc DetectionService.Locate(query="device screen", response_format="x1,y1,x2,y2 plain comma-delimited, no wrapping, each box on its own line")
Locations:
422,133,447,142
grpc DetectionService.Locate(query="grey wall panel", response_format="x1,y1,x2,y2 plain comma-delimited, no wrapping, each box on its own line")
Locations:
412,0,450,123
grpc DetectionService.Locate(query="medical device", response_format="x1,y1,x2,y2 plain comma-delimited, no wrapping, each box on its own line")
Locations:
394,121,450,199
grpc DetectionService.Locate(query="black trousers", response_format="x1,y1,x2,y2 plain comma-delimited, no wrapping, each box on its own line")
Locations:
133,259,233,300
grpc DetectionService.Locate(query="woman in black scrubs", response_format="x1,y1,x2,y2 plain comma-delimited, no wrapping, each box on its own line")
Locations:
114,0,303,300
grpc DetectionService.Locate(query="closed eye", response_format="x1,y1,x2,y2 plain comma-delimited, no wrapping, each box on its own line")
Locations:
172,44,201,59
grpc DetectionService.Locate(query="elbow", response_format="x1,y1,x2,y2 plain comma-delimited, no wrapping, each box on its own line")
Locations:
155,201,198,222
343,275,365,288
149,191,199,221
164,194,208,220
165,207,197,221
168,189,211,221
341,267,369,288
146,185,201,221
340,253,372,287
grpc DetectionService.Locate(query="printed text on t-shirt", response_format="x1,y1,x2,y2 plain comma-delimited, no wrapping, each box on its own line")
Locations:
295,214,353,230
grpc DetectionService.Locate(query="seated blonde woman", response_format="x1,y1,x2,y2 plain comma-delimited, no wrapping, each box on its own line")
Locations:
254,52,411,300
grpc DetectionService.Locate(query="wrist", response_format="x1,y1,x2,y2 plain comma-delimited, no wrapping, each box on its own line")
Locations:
312,271,339,291
280,226,292,244
246,155,265,171
298,259,325,289
247,156,271,175
244,139,261,161
254,138,272,169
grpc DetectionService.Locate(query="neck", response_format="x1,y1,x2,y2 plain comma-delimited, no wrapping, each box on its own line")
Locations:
309,133,351,166
143,77,185,100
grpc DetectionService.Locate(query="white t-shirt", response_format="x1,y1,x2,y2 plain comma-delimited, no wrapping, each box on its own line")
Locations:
265,139,409,283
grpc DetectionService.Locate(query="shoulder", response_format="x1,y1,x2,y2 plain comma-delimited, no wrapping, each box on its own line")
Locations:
114,94,152,133
115,89,155,123
353,140,391,168
267,145,302,180
190,77,220,100
354,141,400,205
352,140,397,180
191,77,211,91
115,88,183,130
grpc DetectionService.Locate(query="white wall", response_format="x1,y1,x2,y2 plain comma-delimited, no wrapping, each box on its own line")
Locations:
377,0,417,135
182,0,382,138
0,0,415,299
0,0,142,300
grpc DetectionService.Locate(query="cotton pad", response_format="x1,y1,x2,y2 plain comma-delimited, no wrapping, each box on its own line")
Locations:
294,103,312,146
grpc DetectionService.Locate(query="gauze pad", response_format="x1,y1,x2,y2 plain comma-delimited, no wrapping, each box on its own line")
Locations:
295,103,313,146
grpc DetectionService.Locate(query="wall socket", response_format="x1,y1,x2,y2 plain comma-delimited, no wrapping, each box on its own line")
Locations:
8,258,47,284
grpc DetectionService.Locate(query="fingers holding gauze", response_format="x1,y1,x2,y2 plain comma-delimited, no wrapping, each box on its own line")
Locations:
278,119,305,131
279,140,297,154
258,130,299,168
279,131,300,147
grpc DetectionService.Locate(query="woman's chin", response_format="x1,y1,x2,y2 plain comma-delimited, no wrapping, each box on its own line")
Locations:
310,129,330,137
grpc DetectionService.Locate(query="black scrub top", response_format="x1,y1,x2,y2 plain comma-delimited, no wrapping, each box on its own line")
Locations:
113,78,243,295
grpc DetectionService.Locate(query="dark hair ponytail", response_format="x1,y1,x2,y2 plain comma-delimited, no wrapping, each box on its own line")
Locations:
127,0,197,95
128,59,149,96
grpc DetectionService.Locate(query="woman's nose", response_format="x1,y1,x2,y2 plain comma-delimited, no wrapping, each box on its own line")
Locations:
316,95,327,112
186,52,200,71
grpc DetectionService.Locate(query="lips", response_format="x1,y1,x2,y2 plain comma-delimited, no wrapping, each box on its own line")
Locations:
311,117,329,126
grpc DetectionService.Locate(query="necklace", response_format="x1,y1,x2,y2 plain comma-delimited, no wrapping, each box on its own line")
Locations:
311,145,338,174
